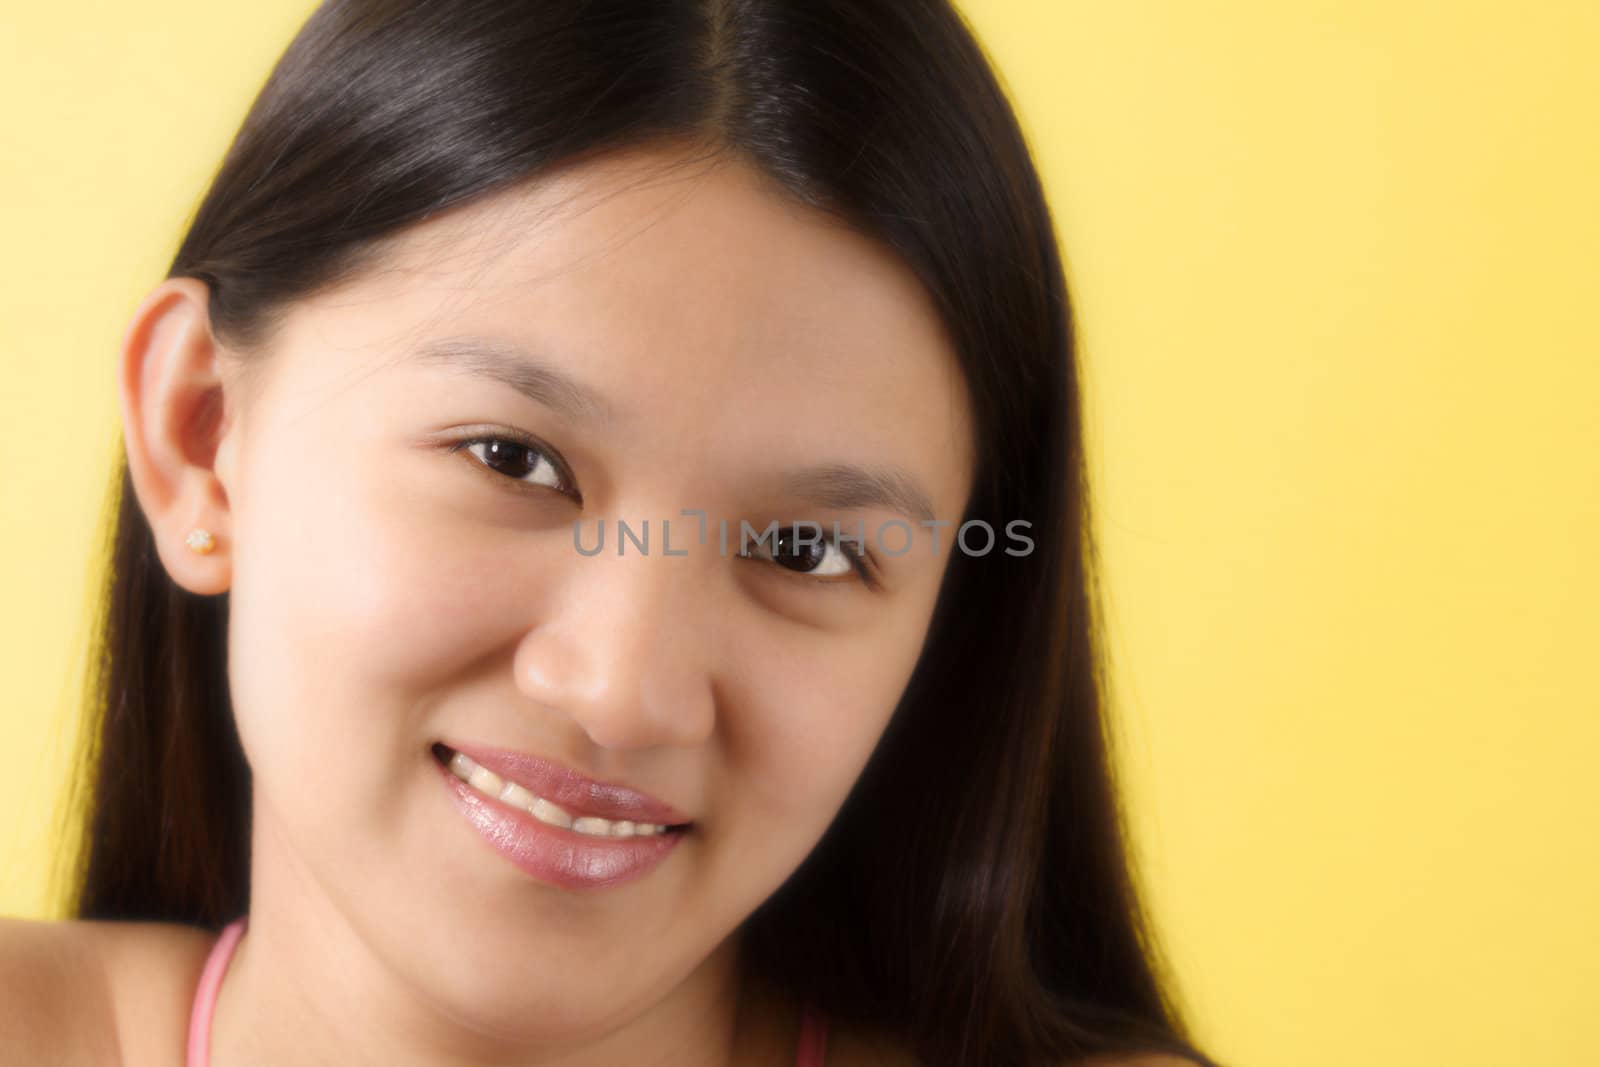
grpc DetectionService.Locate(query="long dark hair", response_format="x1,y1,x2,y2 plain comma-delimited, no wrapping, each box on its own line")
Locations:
54,3,1219,1065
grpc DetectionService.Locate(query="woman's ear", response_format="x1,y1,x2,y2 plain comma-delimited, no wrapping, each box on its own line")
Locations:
117,276,239,596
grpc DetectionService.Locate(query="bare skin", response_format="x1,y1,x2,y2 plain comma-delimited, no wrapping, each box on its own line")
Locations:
1,914,924,1065
1,913,1198,1065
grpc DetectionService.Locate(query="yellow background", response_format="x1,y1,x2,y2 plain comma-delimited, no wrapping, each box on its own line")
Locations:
3,3,1596,1065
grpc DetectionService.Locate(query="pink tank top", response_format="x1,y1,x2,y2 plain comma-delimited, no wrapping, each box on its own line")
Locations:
187,916,828,1066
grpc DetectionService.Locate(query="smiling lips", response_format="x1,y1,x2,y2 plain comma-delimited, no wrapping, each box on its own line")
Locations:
439,746,681,837
432,741,694,890
434,740,694,827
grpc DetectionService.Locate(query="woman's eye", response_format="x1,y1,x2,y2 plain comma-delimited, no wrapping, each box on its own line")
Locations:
740,525,874,587
448,434,578,500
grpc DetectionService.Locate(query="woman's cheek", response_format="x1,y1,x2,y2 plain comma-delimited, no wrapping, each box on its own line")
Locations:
325,460,576,689
728,634,909,827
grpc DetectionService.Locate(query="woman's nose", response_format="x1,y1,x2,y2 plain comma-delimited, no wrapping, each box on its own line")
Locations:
511,545,717,751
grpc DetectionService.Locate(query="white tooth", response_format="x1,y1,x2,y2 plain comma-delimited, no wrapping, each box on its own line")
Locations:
499,781,535,809
468,766,504,795
530,796,574,829
448,752,480,781
452,767,648,839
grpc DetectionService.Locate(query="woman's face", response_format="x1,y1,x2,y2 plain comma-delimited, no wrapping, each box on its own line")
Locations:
140,144,974,1042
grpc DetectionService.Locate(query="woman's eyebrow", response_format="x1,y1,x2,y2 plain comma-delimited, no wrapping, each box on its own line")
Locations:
405,335,615,424
405,334,935,523
779,463,936,524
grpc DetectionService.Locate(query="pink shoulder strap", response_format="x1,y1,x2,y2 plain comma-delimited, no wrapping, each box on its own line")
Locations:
186,916,248,1067
796,1003,829,1067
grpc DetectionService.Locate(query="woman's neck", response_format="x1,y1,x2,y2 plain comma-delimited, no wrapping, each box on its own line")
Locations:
211,818,796,1066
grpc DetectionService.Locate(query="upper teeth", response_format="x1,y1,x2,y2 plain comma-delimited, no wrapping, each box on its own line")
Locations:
447,751,668,838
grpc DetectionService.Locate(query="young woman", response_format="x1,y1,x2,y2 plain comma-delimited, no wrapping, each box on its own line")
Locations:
3,2,1222,1065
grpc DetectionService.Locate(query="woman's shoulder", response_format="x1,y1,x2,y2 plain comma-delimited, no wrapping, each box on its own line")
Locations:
0,914,217,1066
0,914,120,1063
90,918,219,1064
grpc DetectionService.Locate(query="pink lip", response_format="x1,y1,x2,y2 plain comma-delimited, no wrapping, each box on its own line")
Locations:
432,752,687,891
438,740,694,826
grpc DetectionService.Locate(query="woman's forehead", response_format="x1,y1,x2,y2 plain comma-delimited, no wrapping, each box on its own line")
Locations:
260,147,976,497
344,148,961,379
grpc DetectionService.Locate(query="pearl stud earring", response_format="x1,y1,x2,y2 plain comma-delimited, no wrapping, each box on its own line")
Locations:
185,528,216,555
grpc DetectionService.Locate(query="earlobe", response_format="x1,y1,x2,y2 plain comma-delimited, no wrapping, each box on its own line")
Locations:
117,276,235,596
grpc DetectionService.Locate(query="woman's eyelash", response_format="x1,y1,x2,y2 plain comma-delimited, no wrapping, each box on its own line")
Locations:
737,527,879,590
446,431,581,502
444,431,878,590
